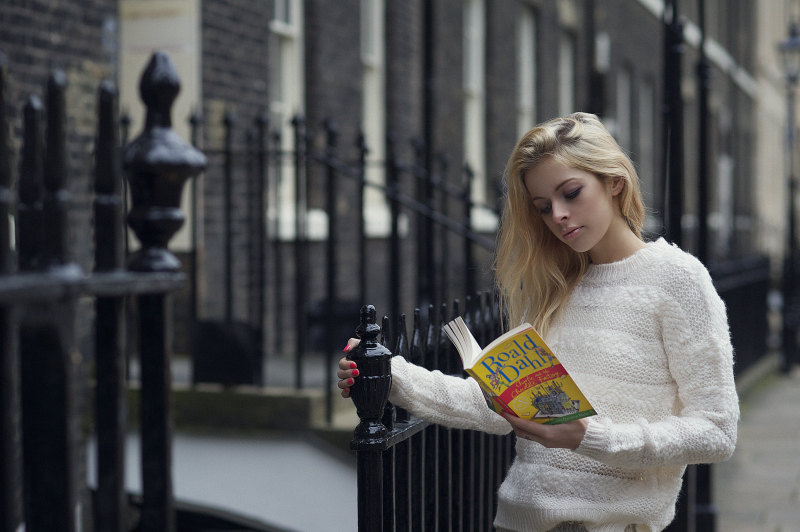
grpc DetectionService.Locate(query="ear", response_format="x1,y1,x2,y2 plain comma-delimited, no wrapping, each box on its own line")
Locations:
609,176,625,196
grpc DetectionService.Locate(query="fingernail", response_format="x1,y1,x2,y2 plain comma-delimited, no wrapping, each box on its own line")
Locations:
352,369,360,377
344,387,350,395
350,362,357,369
347,378,354,385
343,344,352,352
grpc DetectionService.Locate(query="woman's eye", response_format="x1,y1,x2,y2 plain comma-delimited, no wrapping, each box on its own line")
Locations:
538,204,552,215
564,187,582,200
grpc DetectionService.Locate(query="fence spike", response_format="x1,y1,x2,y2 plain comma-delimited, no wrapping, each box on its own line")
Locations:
44,68,76,267
18,95,44,271
410,308,425,367
381,315,392,348
123,51,207,272
393,313,410,423
94,80,124,272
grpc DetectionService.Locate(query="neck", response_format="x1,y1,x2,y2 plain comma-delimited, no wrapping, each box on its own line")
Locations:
588,219,645,264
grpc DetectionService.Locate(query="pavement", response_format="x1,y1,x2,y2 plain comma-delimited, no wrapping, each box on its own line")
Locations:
714,354,800,532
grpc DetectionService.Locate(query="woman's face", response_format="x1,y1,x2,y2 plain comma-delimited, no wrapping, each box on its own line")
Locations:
523,157,626,263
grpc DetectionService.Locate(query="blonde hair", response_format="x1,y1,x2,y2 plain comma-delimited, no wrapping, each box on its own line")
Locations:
494,112,645,337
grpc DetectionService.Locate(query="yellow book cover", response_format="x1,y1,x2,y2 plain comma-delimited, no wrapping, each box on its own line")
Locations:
443,317,596,425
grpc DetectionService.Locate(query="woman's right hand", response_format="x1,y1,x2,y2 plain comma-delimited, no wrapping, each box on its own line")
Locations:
337,338,361,398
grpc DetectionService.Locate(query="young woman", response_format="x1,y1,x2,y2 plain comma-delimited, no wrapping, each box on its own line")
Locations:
338,112,739,532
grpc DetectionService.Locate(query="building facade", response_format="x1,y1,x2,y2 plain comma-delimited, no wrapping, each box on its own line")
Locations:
0,0,784,360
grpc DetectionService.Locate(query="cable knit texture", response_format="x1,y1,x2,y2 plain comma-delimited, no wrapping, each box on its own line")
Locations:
388,239,739,532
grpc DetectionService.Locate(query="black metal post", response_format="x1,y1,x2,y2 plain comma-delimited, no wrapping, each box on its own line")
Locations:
696,0,710,264
437,154,450,303
292,115,308,388
138,293,173,532
693,2,717,528
663,0,684,246
20,71,81,532
464,164,475,297
43,71,69,269
255,114,268,384
123,51,206,532
419,0,435,307
0,51,23,532
94,80,128,532
224,112,235,324
324,119,338,424
271,129,284,353
347,305,392,532
387,134,401,323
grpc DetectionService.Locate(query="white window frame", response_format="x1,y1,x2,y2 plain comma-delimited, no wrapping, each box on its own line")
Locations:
558,32,576,117
269,0,309,240
616,66,633,151
638,76,658,232
463,0,496,231
361,0,392,237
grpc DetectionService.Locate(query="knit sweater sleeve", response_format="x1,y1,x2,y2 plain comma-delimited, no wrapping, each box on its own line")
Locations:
575,258,739,469
388,356,512,435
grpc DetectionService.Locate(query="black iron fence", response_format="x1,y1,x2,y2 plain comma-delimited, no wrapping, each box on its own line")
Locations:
348,299,515,532
159,110,501,421
346,262,772,532
0,52,284,532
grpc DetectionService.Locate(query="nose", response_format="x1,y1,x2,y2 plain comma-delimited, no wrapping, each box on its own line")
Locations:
551,201,569,222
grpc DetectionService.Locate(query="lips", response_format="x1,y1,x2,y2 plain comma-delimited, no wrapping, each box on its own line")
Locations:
562,226,583,240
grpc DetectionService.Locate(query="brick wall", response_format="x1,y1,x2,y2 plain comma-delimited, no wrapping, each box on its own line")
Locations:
1,0,119,270
198,0,270,327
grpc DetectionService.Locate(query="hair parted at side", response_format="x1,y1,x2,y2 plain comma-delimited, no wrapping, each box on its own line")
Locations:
493,112,645,337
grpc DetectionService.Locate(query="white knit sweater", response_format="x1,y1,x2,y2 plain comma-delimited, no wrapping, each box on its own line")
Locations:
388,239,739,532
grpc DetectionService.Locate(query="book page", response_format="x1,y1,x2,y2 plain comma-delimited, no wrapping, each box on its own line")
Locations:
454,317,483,367
443,317,482,367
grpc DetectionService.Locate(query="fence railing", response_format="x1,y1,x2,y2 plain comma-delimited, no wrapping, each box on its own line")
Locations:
0,50,285,532
161,110,502,422
347,254,772,532
348,298,515,532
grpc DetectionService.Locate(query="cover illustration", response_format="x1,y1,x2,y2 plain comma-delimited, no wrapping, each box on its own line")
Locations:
444,317,596,425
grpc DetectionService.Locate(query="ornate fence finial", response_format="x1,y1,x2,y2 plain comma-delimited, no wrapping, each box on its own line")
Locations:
123,51,206,272
348,304,392,446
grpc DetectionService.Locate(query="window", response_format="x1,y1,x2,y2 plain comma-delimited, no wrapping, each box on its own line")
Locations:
615,66,632,151
558,32,576,116
269,0,305,239
464,0,495,230
638,77,657,223
273,0,292,27
119,0,201,252
361,0,390,236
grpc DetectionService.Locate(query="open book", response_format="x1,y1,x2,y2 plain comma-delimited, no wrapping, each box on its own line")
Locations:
443,317,596,425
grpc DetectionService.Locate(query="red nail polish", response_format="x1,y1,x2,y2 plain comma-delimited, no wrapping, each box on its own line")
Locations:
343,344,352,352
352,369,360,377
347,378,354,385
350,362,357,369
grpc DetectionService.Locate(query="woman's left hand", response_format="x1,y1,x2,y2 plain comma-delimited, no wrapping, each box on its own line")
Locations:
501,413,589,450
